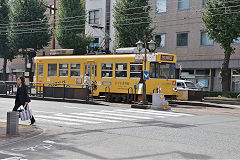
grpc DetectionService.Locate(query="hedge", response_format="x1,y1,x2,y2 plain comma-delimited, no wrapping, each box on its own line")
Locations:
203,91,240,98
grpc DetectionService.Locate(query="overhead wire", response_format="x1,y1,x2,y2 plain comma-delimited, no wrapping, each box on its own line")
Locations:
1,1,240,36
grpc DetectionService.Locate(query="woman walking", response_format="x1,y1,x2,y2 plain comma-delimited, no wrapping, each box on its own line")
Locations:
12,76,36,125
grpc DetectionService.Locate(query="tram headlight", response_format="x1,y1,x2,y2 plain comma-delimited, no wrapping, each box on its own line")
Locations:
173,87,177,91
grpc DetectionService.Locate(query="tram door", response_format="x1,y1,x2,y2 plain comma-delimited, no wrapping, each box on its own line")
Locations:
85,61,97,95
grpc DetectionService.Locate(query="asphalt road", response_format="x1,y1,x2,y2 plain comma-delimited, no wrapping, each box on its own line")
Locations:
0,97,240,160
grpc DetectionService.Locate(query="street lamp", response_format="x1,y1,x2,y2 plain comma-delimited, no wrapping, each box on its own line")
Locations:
148,40,156,53
136,40,143,53
136,38,156,105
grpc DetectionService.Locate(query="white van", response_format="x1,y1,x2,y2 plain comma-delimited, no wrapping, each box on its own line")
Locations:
176,79,200,91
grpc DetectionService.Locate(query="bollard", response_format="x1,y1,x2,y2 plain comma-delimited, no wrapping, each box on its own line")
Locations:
6,111,19,135
151,93,171,110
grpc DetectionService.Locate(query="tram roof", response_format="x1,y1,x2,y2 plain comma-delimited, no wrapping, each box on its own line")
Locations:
35,52,176,60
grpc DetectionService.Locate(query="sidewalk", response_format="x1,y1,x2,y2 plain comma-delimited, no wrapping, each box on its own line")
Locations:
0,122,43,147
169,98,240,109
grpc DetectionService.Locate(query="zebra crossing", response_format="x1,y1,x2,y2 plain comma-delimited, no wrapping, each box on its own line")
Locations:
33,109,194,126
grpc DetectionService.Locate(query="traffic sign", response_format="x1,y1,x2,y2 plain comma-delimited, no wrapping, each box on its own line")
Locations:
143,71,149,80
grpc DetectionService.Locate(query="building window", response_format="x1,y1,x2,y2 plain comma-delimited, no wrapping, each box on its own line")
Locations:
156,0,167,13
89,10,100,24
48,64,57,77
38,64,43,77
178,0,190,10
155,34,166,48
101,63,113,78
89,38,100,51
201,31,214,46
115,63,127,78
130,63,143,78
177,32,188,47
202,0,206,8
196,69,210,75
59,63,68,77
70,63,80,77
233,37,240,44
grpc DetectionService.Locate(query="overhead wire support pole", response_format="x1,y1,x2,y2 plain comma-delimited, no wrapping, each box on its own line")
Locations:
52,0,56,49
40,1,56,49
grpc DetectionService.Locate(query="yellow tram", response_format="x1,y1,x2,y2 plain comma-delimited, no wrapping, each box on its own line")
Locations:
34,53,177,101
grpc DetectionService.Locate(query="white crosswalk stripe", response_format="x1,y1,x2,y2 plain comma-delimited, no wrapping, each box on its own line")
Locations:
88,111,157,119
36,118,82,126
35,115,100,124
117,109,193,117
54,113,120,123
70,113,136,121
34,109,193,126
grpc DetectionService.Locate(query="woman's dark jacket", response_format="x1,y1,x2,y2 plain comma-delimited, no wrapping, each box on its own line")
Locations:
15,83,31,105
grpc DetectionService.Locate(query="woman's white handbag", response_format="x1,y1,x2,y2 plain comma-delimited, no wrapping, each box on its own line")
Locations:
19,105,32,121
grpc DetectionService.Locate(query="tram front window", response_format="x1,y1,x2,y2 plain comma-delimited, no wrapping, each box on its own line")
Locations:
150,62,175,79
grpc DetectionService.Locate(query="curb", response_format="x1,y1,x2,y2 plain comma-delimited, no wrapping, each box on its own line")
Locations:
169,100,240,109
131,104,151,109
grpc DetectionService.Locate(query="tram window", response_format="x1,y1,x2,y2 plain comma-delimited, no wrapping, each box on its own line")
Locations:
130,63,143,78
115,63,127,78
38,64,43,77
59,63,69,77
85,64,90,75
48,64,57,77
101,63,113,78
95,64,97,77
70,63,80,77
150,62,175,79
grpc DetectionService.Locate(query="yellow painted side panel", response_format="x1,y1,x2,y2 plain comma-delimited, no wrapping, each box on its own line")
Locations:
34,53,177,96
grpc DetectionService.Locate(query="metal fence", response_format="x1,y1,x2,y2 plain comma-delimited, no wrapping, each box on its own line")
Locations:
0,81,90,101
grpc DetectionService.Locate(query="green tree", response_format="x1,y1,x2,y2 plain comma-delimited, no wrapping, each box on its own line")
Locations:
113,0,153,48
0,0,15,81
8,0,51,82
202,0,240,97
56,0,92,54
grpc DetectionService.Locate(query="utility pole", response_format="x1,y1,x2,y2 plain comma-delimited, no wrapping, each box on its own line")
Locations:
40,1,57,49
105,0,110,53
52,0,56,49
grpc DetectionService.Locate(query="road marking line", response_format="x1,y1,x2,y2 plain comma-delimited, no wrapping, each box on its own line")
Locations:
35,115,101,124
98,110,155,119
0,150,26,157
63,106,99,111
34,110,58,114
54,113,120,123
35,118,82,126
117,109,182,117
70,113,134,121
87,111,153,120
125,108,193,116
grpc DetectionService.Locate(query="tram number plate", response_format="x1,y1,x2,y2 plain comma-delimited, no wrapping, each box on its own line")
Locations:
102,81,112,86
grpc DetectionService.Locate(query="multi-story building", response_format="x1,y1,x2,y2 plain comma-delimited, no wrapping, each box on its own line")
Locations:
149,0,240,92
85,0,117,53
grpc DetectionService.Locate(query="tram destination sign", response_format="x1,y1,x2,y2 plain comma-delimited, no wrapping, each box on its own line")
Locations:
161,55,174,61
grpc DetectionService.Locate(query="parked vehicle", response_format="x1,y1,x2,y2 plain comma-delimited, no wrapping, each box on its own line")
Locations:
176,79,200,91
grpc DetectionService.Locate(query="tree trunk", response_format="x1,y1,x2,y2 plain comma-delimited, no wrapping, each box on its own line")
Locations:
221,52,231,97
2,57,7,81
